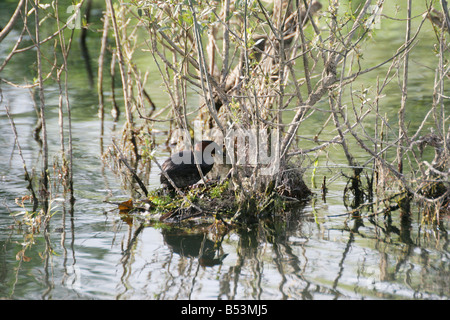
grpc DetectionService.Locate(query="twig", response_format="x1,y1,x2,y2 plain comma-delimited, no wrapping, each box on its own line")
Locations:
5,104,39,212
397,0,412,174
33,0,49,212
0,0,25,42
55,0,75,203
187,0,225,134
106,0,133,125
112,140,148,197
441,0,450,31
12,1,85,54
98,10,110,127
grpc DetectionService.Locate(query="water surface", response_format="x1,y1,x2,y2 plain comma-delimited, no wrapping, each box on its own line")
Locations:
0,0,448,300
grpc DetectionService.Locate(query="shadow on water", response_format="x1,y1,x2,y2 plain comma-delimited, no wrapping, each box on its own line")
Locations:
105,199,449,300
161,229,228,267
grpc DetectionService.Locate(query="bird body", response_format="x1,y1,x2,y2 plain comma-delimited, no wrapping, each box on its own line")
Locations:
160,140,220,189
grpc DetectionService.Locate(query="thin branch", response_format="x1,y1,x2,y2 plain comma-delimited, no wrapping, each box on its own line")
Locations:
5,104,39,212
0,0,25,42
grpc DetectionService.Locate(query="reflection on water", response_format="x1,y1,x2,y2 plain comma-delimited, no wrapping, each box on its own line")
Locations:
161,229,228,267
0,85,448,299
110,207,449,300
0,150,449,300
2,173,448,300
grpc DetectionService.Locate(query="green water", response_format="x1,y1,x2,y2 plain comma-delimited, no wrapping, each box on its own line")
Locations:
0,1,448,300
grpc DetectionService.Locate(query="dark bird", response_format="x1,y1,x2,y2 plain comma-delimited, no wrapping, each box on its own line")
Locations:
160,140,221,189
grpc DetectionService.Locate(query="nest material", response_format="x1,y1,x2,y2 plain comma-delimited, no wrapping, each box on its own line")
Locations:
125,164,312,226
277,167,312,200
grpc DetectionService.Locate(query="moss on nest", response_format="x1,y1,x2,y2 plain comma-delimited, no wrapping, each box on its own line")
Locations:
117,168,312,229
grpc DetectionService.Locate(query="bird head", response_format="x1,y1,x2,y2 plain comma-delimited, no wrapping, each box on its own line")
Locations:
195,140,222,157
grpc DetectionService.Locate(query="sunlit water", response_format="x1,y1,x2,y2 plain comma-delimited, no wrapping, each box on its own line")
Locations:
0,1,449,300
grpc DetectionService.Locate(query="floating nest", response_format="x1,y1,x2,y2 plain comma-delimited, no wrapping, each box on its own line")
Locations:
116,166,312,228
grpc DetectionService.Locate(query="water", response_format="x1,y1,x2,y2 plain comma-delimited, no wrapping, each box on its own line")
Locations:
0,1,448,300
